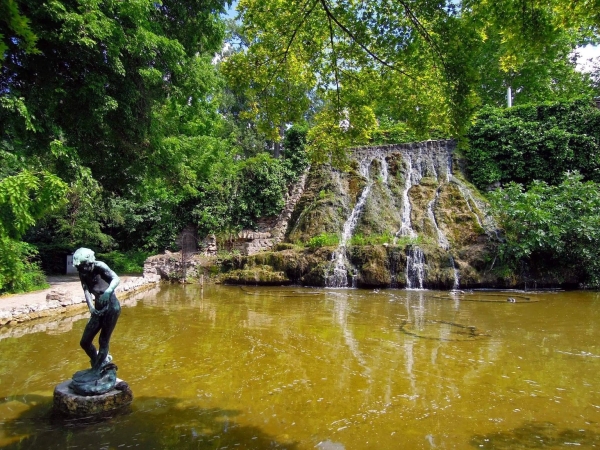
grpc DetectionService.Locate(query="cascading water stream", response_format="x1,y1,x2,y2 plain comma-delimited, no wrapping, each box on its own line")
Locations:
378,153,389,184
427,187,459,289
449,256,460,290
395,156,417,240
406,246,425,289
427,188,449,250
326,159,373,288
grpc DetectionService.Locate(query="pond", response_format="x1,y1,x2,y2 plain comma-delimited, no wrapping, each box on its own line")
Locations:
1,285,600,449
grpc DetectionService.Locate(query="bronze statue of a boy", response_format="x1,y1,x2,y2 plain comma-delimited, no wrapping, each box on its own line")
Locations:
72,247,121,373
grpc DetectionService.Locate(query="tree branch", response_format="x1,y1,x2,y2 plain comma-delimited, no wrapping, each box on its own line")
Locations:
326,13,342,113
318,0,414,79
259,0,320,96
393,0,448,72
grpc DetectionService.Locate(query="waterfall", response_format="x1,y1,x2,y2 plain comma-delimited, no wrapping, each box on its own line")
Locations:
326,158,373,288
446,150,453,183
379,154,389,184
449,256,460,290
395,156,417,240
406,246,425,289
427,188,449,250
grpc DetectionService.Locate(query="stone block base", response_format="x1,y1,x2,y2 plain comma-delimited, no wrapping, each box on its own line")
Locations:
53,379,133,416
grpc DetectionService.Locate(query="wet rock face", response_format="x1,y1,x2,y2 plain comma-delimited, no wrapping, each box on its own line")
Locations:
351,246,393,288
147,140,517,288
287,165,349,244
211,140,506,289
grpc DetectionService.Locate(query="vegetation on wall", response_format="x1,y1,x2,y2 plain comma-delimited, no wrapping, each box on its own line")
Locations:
465,99,600,190
489,173,600,288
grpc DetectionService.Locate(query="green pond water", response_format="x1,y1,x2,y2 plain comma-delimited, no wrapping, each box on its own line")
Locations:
1,285,600,449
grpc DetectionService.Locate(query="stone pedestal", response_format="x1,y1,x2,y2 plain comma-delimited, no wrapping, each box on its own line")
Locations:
53,379,133,416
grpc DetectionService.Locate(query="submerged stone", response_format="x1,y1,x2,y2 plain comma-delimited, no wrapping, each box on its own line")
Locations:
53,379,133,416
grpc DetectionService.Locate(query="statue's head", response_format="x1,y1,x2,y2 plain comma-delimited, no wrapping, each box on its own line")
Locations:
73,247,96,269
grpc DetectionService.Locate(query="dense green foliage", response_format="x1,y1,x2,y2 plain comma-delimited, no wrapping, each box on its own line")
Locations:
1,0,232,280
0,0,599,293
489,173,600,288
465,99,600,190
0,170,67,293
0,239,48,294
234,153,288,228
226,0,597,162
96,250,151,274
306,232,339,248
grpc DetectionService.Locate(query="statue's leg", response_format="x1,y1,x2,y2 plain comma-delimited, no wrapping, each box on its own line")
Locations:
80,316,101,367
94,305,121,370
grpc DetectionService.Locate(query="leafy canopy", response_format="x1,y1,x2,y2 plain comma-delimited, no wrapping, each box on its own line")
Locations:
224,0,596,164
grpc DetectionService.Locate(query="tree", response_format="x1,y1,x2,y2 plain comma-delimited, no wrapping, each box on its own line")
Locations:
465,99,600,189
1,0,228,192
0,0,38,66
0,0,231,288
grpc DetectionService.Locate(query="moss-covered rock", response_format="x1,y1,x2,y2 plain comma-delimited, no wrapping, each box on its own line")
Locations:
349,245,392,288
287,165,349,243
355,166,401,238
221,265,291,285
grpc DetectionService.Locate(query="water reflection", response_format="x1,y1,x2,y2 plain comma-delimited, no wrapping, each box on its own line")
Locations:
1,286,599,449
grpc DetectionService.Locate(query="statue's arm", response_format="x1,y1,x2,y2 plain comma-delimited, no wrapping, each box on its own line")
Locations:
97,261,120,302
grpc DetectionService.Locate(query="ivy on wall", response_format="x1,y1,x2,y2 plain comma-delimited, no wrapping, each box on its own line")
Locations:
465,99,600,190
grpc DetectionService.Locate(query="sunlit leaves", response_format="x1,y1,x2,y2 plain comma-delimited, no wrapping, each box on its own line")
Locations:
0,0,39,66
466,100,600,189
227,0,596,159
0,170,67,240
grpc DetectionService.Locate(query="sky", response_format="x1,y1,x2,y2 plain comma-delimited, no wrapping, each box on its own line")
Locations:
576,44,600,73
224,1,238,19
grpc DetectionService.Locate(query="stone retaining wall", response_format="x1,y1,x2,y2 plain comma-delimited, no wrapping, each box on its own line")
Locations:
143,251,205,281
0,275,159,328
0,284,158,340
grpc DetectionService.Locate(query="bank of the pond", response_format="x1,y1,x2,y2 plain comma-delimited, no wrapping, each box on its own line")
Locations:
0,273,159,327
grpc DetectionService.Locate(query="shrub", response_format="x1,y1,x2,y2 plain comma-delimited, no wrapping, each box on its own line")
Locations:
350,232,395,246
0,238,48,294
489,172,600,287
234,153,287,229
96,250,151,274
